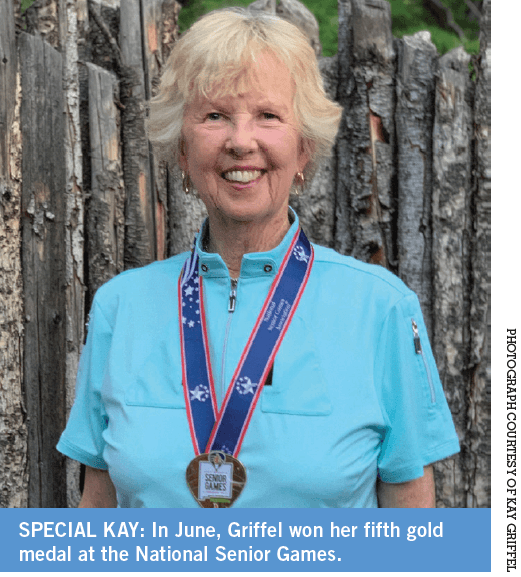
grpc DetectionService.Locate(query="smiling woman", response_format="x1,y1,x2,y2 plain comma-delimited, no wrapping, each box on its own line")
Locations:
57,7,460,509
147,8,342,274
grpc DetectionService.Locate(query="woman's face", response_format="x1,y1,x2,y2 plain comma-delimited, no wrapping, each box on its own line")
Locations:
179,54,309,228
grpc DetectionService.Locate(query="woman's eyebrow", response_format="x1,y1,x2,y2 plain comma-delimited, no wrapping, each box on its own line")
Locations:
256,99,289,113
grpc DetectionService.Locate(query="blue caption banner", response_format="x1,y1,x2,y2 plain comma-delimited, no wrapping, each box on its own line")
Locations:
0,508,490,572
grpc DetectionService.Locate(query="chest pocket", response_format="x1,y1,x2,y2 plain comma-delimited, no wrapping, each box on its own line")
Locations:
261,315,331,416
124,345,185,409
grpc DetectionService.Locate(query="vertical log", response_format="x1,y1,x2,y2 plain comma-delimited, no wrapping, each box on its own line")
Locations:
335,0,352,253
335,0,395,266
0,0,27,508
395,32,437,332
291,56,338,246
431,47,473,508
466,0,491,508
20,33,68,507
86,63,125,301
141,0,169,260
58,0,86,509
78,1,93,254
120,0,156,268
25,0,87,507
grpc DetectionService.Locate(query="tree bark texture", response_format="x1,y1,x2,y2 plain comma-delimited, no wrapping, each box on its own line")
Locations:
141,0,169,261
466,0,491,507
20,33,68,508
119,0,156,269
0,0,490,508
335,0,395,267
395,31,437,335
86,63,125,306
431,47,473,508
0,0,27,508
59,0,86,509
291,56,338,247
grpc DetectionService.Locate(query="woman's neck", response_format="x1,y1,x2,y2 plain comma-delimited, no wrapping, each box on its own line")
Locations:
205,213,291,278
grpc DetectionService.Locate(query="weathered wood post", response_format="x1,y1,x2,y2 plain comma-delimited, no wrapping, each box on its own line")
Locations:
335,0,395,266
20,32,69,507
431,45,473,508
466,0,491,507
19,0,86,508
0,0,27,508
430,0,491,509
60,0,86,510
395,31,437,334
290,55,338,247
86,63,125,299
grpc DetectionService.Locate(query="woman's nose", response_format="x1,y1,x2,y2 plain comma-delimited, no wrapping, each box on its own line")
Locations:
225,118,258,156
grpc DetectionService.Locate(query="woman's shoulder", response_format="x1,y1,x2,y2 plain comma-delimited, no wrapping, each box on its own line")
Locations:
311,243,414,302
92,252,190,313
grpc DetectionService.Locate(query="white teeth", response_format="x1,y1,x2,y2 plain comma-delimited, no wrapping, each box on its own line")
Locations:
223,170,262,183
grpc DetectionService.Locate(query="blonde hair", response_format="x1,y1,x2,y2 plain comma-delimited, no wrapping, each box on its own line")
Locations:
146,8,342,178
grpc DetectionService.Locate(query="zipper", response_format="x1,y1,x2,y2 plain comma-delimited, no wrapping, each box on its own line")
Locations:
411,319,436,403
220,278,238,402
228,278,238,312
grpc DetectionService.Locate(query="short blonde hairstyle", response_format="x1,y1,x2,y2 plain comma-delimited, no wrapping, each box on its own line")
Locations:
146,8,342,178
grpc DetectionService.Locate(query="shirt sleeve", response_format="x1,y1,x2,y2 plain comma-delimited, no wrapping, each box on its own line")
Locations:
56,298,112,469
375,293,460,483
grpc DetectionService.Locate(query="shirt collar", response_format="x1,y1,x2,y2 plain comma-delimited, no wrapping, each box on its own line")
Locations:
194,207,300,279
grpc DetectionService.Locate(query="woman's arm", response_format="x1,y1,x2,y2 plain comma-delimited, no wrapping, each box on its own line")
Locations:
377,465,435,508
79,466,117,508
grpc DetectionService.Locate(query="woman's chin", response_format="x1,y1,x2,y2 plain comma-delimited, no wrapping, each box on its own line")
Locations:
214,205,272,225
211,199,288,228
204,179,290,225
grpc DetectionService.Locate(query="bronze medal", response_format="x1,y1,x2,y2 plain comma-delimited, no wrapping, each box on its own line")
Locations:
186,450,246,508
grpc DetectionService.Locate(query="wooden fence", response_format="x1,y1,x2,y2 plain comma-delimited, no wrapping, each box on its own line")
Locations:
0,0,490,507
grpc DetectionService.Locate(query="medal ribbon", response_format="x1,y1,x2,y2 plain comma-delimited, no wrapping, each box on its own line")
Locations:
179,227,313,458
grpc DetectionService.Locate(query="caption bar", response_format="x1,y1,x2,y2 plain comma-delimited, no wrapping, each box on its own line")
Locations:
0,508,489,572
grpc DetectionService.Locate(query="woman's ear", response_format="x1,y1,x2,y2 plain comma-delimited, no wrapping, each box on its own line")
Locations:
298,138,314,174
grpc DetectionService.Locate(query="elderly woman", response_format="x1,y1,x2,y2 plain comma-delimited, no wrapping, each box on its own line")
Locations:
57,8,459,508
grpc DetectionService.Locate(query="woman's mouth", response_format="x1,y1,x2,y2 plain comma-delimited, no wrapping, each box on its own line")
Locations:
222,169,264,184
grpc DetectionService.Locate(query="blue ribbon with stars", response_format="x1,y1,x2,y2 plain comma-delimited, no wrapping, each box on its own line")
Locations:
179,227,314,458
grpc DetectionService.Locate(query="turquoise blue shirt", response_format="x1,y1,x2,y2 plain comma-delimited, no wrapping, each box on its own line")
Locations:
57,212,460,507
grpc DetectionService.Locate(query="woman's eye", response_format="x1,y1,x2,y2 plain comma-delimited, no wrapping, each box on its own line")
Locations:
262,112,278,120
207,112,222,121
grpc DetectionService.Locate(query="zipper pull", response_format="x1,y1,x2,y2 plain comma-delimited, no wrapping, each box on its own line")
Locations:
411,319,422,354
228,278,238,312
